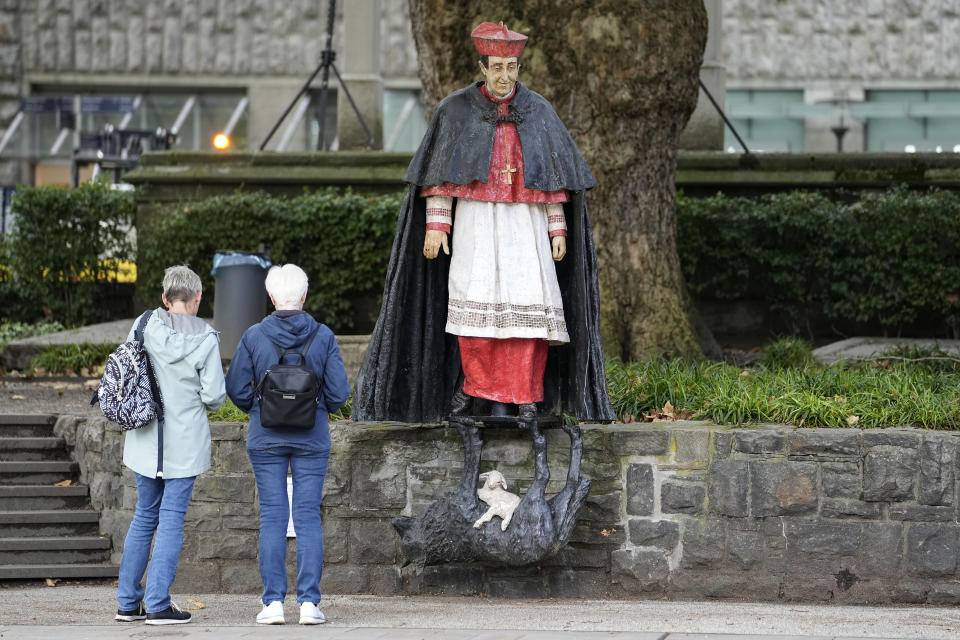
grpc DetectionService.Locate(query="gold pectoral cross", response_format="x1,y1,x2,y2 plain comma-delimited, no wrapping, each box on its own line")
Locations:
500,163,517,185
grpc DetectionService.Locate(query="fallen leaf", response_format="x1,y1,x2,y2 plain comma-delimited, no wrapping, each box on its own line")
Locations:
600,528,612,537
45,578,60,587
739,370,750,378
662,401,675,417
54,479,73,487
11,394,25,400
846,415,860,426
185,598,206,610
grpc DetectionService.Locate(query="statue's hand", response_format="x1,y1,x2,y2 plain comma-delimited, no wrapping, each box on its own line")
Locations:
424,230,450,259
552,235,566,261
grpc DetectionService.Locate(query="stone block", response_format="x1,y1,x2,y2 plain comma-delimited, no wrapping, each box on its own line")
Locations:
857,523,903,576
927,581,960,605
625,463,654,516
727,530,763,570
210,421,244,441
889,581,931,604
213,440,251,473
570,521,626,546
862,429,920,449
171,560,220,593
320,564,369,594
367,565,400,594
674,429,710,465
480,439,531,465
609,426,670,455
906,524,959,577
349,518,397,564
680,518,725,569
749,461,817,516
889,504,955,522
734,429,786,454
611,548,670,589
919,436,955,506
547,568,612,598
350,455,406,509
822,462,861,499
409,564,483,595
712,430,734,460
661,479,706,515
708,459,749,517
321,516,347,564
863,446,918,502
580,492,621,522
545,544,610,569
821,498,882,519
628,518,680,550
788,429,859,458
785,521,861,556
183,502,222,531
193,473,255,503
487,574,549,598
219,561,263,594
220,501,258,530
197,531,257,559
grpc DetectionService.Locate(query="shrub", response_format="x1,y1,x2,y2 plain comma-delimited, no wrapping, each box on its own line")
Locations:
761,337,815,370
29,342,116,375
139,189,402,332
3,181,134,327
677,186,960,337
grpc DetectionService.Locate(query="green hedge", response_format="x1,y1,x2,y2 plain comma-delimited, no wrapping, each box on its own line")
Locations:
677,187,960,337
1,182,134,326
139,189,403,332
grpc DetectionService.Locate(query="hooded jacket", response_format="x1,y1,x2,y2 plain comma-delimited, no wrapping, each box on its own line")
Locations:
121,308,226,479
225,310,350,453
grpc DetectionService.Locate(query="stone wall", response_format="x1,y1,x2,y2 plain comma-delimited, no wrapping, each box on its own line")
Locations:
723,0,960,83
56,415,960,603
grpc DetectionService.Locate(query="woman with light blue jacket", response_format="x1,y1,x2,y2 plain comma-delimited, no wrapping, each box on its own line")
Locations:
115,265,225,626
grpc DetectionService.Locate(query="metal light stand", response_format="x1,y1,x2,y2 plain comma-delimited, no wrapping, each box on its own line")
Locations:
259,0,377,151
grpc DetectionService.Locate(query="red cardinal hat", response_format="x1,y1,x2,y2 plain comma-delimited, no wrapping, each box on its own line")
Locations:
471,21,528,58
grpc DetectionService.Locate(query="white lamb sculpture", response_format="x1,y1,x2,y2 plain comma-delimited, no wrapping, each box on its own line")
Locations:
473,470,521,531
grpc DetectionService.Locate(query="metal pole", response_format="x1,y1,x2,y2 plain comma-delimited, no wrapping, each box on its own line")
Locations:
698,78,751,155
316,0,337,150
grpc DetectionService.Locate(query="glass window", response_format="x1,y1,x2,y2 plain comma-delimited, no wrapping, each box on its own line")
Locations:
861,90,960,152
383,89,426,152
724,89,804,152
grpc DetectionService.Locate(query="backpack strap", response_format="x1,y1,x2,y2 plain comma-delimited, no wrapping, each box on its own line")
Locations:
275,325,322,366
133,309,153,343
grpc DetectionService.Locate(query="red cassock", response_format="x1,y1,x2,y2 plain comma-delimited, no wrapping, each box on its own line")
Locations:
422,84,568,404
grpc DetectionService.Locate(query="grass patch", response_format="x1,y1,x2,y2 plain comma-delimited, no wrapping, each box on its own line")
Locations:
607,354,960,429
29,342,116,375
208,398,248,422
0,320,65,347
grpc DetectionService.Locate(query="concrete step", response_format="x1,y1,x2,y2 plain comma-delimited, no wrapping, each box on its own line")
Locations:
0,437,69,461
0,510,101,538
0,563,119,580
0,461,78,485
0,414,57,437
0,484,90,510
0,536,111,564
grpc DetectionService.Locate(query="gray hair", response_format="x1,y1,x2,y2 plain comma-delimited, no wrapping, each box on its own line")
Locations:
162,265,202,303
265,264,308,310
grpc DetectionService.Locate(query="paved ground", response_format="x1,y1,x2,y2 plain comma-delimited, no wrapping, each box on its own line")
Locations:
0,583,958,639
812,337,960,365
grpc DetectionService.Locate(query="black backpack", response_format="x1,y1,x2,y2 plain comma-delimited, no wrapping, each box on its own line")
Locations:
255,326,322,429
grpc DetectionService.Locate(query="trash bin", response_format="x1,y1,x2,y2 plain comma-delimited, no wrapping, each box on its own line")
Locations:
211,251,272,361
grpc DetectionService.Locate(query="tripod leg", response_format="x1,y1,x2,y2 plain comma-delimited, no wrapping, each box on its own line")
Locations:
330,62,378,149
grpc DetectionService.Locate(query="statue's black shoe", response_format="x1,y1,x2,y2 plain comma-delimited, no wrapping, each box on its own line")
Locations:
518,403,537,423
489,401,513,417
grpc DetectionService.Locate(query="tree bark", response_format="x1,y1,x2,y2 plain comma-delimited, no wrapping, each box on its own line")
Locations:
408,0,712,360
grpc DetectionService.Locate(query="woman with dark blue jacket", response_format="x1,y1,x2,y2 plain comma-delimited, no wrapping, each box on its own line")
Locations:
225,264,350,626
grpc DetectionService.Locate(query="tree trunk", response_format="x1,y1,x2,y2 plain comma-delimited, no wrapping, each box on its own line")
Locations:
408,0,713,361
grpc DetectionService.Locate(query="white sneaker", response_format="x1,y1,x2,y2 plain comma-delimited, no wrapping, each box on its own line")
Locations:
256,601,285,625
299,602,326,625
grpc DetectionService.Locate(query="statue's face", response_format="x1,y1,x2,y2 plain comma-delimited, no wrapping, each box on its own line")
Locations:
479,55,519,98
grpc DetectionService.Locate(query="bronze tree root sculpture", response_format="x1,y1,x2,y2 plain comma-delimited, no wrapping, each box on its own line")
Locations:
393,414,590,567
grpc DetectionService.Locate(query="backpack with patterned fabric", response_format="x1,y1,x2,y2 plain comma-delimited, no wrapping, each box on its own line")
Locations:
93,311,164,431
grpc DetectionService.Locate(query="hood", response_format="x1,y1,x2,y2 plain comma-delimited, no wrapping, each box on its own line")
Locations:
259,311,319,352
143,308,219,365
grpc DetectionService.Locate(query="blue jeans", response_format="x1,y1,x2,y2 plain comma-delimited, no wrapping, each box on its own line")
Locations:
248,446,330,605
116,473,196,613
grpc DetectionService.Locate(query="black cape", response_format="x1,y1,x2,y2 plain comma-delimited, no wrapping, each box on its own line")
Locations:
354,82,615,422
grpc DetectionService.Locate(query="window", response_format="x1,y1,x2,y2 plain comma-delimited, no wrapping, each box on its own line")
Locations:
383,88,426,152
854,90,960,152
724,90,805,152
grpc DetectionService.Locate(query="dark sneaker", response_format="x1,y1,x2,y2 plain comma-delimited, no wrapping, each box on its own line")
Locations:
145,603,192,625
115,601,146,622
